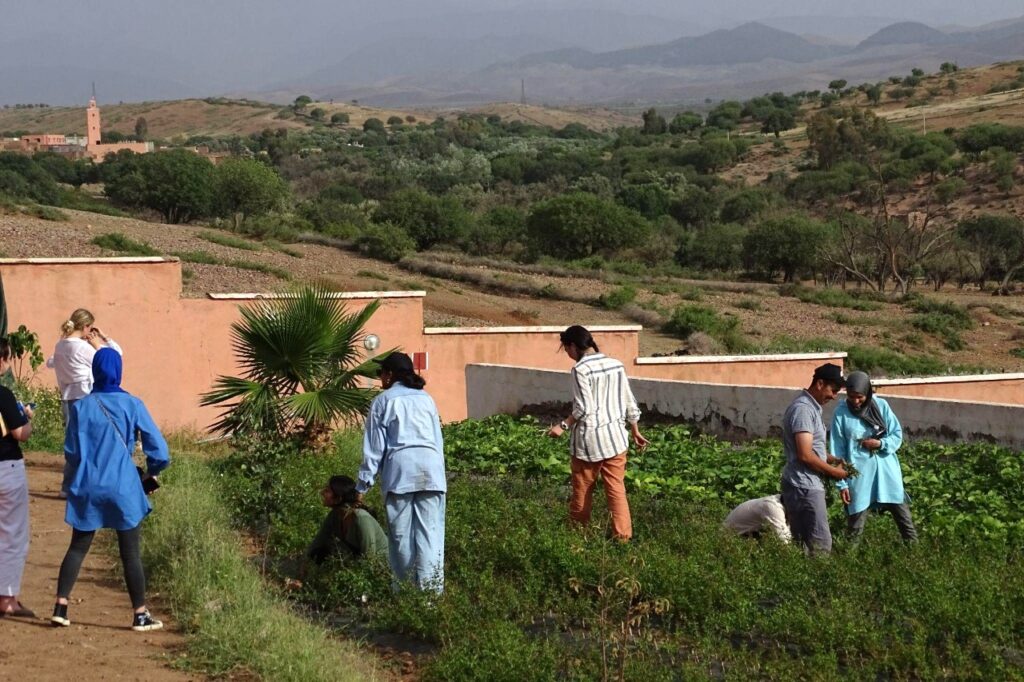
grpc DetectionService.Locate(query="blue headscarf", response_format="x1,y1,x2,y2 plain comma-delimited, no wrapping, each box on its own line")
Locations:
91,348,127,394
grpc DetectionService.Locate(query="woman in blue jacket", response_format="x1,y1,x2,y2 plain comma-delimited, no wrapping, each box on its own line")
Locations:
51,348,170,630
830,371,917,541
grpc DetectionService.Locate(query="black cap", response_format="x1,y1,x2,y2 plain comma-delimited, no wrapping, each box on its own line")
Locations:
812,362,845,387
377,352,414,375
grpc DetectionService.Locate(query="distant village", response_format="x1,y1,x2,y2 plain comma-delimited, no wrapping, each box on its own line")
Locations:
0,97,227,164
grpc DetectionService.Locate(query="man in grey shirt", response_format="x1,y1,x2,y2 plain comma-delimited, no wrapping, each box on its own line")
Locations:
781,363,849,554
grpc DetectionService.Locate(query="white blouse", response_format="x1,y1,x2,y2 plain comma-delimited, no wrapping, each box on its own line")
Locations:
46,337,124,400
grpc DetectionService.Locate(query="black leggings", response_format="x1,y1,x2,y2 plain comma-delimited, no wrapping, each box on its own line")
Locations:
57,526,146,609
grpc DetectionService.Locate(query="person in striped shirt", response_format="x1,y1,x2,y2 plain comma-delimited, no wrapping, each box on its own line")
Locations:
547,325,648,541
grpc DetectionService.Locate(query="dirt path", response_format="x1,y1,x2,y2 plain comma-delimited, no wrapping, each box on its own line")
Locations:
0,455,197,680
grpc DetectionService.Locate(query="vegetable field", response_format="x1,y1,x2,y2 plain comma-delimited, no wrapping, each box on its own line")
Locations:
445,415,1024,543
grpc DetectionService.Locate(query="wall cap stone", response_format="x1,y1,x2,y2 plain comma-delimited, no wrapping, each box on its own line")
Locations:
424,325,642,335
0,257,171,264
874,373,1024,386
206,291,427,300
635,351,847,365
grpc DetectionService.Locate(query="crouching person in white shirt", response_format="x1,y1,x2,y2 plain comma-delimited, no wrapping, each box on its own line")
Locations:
723,494,792,543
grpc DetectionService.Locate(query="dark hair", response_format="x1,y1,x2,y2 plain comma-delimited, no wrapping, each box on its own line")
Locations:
327,475,379,520
392,369,426,390
559,325,599,353
0,338,9,361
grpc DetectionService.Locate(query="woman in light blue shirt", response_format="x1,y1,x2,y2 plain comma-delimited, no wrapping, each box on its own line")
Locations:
357,352,446,593
830,371,917,541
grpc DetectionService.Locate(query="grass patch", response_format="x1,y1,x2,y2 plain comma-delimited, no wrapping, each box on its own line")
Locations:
734,297,763,311
1011,347,1024,359
906,296,973,351
226,258,292,280
779,284,884,311
665,304,747,352
91,232,160,256
264,239,304,258
198,230,262,251
356,270,389,281
23,204,69,221
171,250,221,265
142,453,380,681
57,188,129,217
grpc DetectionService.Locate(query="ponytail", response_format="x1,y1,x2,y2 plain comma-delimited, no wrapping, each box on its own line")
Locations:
559,325,599,353
393,369,426,390
61,308,95,338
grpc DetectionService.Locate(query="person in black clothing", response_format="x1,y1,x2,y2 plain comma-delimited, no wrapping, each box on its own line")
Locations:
0,338,35,618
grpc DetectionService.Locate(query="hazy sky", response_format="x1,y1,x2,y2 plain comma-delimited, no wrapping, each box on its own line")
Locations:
1,0,1021,103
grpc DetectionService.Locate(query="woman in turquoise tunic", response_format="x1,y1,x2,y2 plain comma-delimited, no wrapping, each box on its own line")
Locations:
830,371,917,541
51,348,170,631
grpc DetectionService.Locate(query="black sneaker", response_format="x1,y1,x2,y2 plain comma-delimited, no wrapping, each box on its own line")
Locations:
131,610,163,632
51,603,70,627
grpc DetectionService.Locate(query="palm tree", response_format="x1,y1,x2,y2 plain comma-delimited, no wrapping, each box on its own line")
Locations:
201,285,388,445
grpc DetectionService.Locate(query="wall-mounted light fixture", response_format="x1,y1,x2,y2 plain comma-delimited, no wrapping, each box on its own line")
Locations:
363,334,380,351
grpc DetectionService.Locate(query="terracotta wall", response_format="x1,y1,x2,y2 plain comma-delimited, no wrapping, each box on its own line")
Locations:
631,352,847,387
423,326,641,421
875,375,1024,405
3,257,1017,434
0,258,427,431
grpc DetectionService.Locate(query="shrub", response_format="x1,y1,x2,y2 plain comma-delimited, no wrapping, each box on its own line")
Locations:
355,223,416,262
779,284,884,311
90,232,160,256
199,230,261,251
665,305,746,351
598,285,637,310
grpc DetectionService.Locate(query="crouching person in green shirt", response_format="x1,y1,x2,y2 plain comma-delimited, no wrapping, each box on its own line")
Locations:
286,475,388,591
308,475,389,565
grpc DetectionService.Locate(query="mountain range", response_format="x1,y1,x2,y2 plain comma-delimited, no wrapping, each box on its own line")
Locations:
305,16,1024,106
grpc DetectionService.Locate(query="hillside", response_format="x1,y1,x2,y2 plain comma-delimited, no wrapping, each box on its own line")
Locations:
0,97,634,138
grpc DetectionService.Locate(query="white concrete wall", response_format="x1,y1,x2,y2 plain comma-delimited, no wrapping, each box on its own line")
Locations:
466,364,1024,449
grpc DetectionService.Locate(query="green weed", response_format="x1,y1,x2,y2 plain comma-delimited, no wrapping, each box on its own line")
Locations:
198,230,261,251
91,232,160,256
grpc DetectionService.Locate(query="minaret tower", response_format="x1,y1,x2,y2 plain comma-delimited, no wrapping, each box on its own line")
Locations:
86,85,101,148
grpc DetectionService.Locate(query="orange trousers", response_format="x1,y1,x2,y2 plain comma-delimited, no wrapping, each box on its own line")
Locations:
569,453,632,540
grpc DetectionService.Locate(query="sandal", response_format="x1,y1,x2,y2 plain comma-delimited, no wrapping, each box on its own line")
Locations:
0,602,37,618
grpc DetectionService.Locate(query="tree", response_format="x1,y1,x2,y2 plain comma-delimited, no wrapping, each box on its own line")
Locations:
828,79,848,94
309,107,326,121
676,223,747,271
940,62,959,74
330,112,349,125
743,214,829,282
372,188,472,250
293,95,312,110
104,149,215,223
706,101,742,131
526,193,650,260
669,112,703,135
641,108,667,135
134,116,148,139
363,117,385,133
214,158,290,228
957,214,1024,293
386,115,404,127
911,68,925,78
986,147,1017,193
866,84,883,105
201,285,387,444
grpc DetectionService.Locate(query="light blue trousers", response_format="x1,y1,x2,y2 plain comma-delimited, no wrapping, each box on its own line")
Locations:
385,491,445,594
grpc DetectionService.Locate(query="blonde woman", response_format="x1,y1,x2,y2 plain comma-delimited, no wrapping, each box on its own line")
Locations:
46,309,122,496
